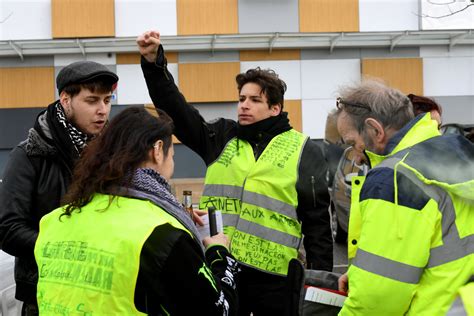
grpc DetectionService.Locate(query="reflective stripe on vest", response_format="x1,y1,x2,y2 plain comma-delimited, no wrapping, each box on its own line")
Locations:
200,130,306,275
351,157,474,284
34,194,190,315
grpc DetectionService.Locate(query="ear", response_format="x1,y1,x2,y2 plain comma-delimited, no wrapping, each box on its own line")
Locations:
59,91,71,111
364,118,385,142
152,140,164,164
270,104,282,116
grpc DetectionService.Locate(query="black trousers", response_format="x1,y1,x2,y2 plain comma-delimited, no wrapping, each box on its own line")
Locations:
237,265,288,316
21,301,39,316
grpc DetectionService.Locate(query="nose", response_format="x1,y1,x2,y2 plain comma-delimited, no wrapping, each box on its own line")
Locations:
97,100,109,115
239,99,249,110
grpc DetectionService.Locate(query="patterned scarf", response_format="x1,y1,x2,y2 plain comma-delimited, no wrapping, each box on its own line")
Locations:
55,103,88,155
130,168,182,210
128,168,205,251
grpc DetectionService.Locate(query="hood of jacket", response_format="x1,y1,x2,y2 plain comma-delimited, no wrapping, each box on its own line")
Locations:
366,114,474,200
22,111,57,157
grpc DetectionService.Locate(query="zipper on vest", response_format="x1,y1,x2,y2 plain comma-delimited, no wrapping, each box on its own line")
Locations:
311,176,316,208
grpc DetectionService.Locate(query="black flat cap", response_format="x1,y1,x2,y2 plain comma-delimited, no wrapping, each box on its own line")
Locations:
56,61,119,93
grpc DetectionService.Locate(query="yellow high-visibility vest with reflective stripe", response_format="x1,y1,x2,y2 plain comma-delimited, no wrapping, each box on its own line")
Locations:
34,193,191,315
200,129,307,275
343,114,474,315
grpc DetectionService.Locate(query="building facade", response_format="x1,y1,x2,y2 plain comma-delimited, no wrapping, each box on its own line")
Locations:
1,0,473,180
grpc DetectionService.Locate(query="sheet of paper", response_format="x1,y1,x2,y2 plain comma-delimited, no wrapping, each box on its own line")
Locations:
304,286,347,307
197,210,223,239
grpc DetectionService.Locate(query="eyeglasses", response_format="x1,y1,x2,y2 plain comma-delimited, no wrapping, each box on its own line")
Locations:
336,97,371,112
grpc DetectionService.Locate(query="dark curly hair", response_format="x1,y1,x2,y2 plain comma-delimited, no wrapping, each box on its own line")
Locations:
236,67,287,111
61,106,174,217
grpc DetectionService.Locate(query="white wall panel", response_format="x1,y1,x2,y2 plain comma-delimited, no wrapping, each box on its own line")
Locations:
301,59,360,99
424,57,474,96
240,61,301,100
359,0,419,32
196,103,237,121
167,63,179,86
54,53,117,66
116,64,152,104
0,0,51,40
301,99,334,139
115,0,177,37
420,45,474,57
116,63,178,104
421,0,474,30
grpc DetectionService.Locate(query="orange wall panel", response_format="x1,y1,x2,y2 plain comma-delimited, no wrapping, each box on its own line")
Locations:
284,100,302,132
116,53,141,65
178,62,240,103
52,0,115,38
0,67,55,109
177,0,238,35
362,58,423,95
299,0,359,33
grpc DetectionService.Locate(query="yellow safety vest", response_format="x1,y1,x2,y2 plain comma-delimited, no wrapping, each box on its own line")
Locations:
458,282,474,315
342,114,474,315
35,193,192,315
200,129,307,275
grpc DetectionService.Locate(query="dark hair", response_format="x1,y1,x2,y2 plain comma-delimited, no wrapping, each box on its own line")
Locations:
236,67,287,111
407,94,443,116
62,79,116,98
62,106,174,216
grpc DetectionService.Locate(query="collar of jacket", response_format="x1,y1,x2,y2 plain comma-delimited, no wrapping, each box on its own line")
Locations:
365,113,441,168
236,112,292,144
23,111,56,157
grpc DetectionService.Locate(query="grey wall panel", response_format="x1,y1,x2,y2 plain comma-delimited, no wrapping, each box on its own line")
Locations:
430,96,474,125
192,102,238,121
360,47,420,58
109,104,134,117
173,144,206,178
0,142,206,180
301,47,419,60
178,51,239,63
110,103,238,122
0,56,54,68
0,104,137,150
301,48,362,60
0,108,44,149
238,0,299,33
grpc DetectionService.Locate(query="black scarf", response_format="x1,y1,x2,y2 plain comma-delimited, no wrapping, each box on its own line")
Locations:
236,112,292,145
34,101,87,170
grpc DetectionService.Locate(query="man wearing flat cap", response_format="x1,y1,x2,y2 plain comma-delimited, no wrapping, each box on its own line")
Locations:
0,61,118,315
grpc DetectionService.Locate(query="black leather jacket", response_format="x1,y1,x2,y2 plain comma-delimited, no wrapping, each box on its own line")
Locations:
0,107,73,302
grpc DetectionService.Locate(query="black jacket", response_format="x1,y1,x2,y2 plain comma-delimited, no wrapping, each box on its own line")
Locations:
118,186,240,315
0,104,74,302
141,46,333,271
136,225,239,315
